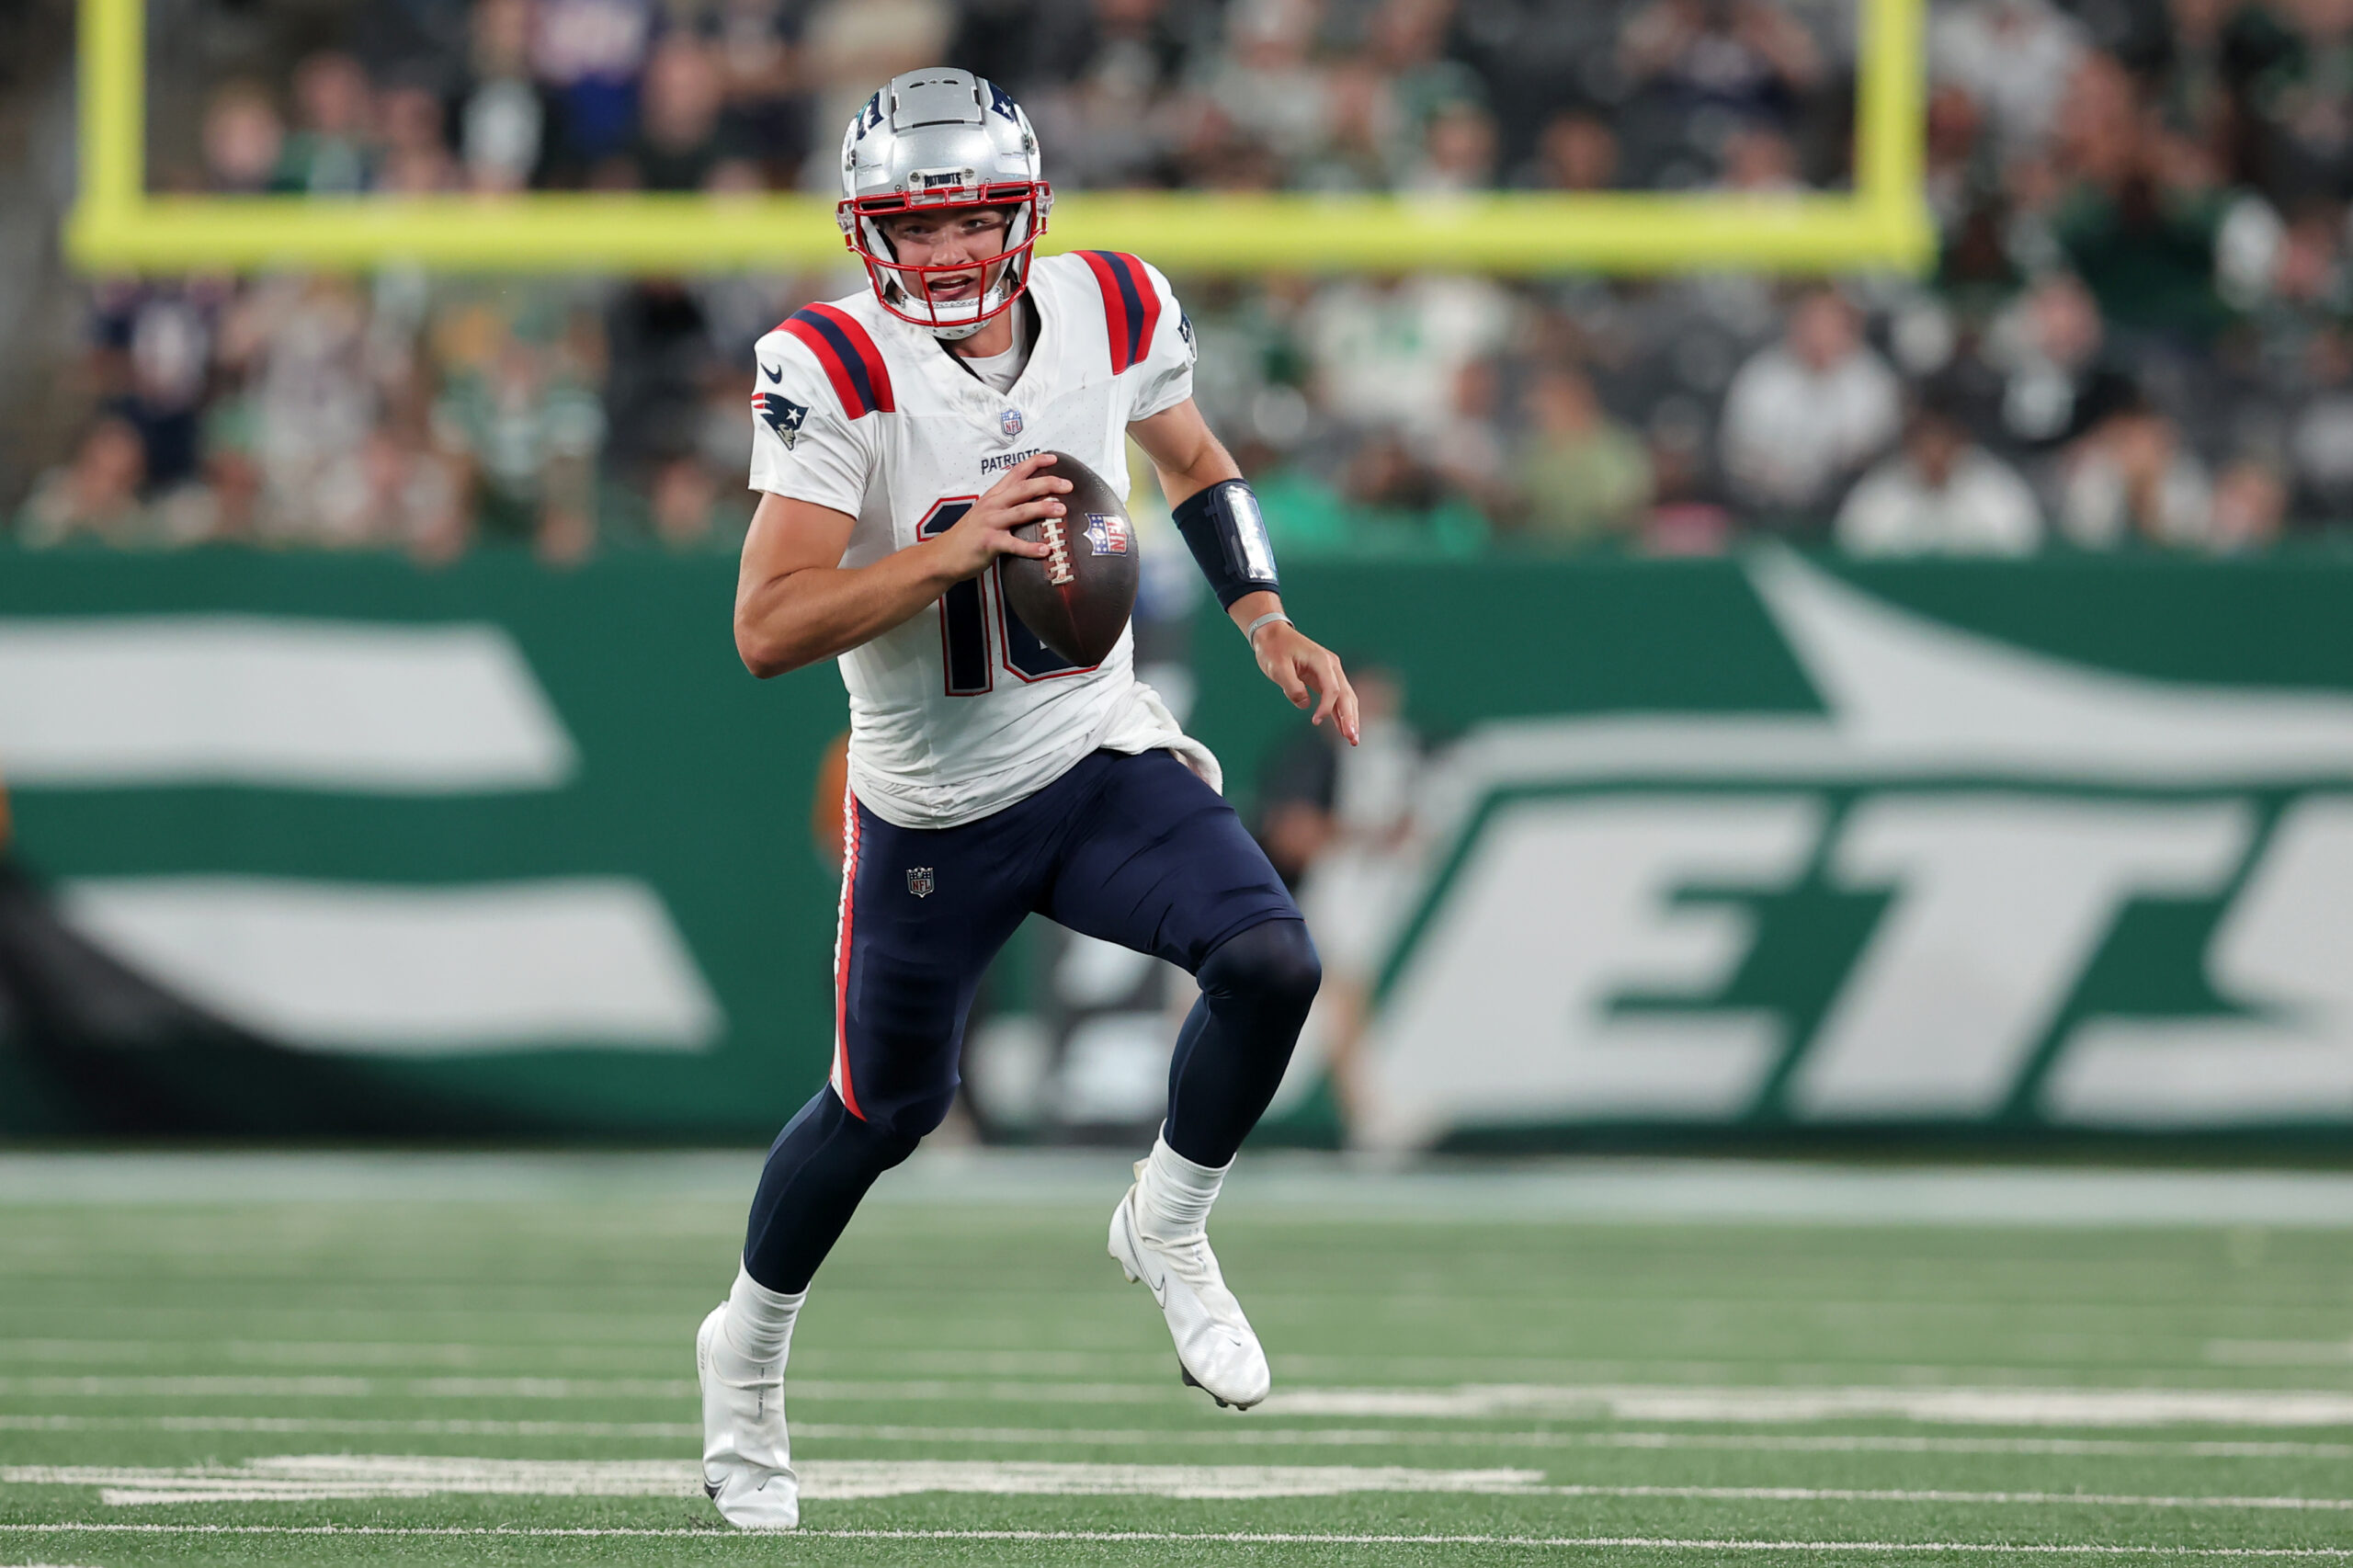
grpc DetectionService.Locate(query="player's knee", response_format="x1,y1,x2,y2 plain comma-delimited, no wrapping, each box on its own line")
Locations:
862,1088,954,1148
1201,918,1322,1021
812,1087,919,1167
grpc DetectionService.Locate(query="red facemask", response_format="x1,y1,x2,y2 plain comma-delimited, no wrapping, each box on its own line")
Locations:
835,183,1053,336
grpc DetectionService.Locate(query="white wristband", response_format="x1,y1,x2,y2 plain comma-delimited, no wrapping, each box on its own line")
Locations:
1244,610,1292,646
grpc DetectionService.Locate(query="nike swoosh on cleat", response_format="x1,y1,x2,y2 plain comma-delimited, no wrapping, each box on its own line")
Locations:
703,1480,721,1500
1123,1204,1172,1307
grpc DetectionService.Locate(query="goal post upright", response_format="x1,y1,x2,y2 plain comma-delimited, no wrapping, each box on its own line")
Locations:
68,0,142,256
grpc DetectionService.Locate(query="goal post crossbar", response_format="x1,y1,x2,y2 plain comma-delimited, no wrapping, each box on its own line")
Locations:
67,0,1930,276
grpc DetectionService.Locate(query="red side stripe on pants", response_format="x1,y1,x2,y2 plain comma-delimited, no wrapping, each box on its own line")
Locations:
832,788,865,1119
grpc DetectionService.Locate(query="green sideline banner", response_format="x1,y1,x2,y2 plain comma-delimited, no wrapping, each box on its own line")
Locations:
1189,551,2353,1149
4,547,2351,1144
0,551,845,1140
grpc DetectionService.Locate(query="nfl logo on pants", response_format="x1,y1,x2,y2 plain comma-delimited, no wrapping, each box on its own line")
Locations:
906,867,935,898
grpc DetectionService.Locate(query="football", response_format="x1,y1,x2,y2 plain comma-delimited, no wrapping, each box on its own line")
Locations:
998,449,1140,668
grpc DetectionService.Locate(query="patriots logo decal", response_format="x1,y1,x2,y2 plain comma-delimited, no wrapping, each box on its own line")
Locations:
756,392,809,449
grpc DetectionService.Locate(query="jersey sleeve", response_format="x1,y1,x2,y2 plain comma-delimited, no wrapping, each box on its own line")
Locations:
1127,260,1196,421
746,335,871,517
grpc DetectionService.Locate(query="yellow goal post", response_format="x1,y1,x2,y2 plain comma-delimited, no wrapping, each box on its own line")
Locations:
67,0,1930,276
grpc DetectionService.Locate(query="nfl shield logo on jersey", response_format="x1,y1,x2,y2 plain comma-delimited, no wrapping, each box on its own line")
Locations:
1000,407,1024,440
906,867,935,898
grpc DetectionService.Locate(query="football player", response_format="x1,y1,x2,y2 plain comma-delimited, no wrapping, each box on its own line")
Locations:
697,68,1358,1530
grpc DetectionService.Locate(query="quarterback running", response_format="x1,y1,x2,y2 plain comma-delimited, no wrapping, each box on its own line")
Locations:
696,68,1358,1529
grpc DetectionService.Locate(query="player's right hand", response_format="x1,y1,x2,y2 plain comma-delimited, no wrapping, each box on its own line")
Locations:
928,453,1065,582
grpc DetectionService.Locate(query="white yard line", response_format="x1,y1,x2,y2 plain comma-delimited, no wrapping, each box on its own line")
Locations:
0,1376,1186,1403
0,1524,2349,1555
4,1414,2349,1460
0,1415,702,1439
1265,1384,2353,1427
1546,1432,2353,1460
6,1458,1545,1504
12,1458,2353,1513
28,1340,2346,1384
1539,1485,2353,1512
2209,1342,2353,1367
10,1151,2353,1228
0,1377,676,1400
0,1378,373,1398
0,1342,1146,1376
13,1378,2353,1426
22,1341,2316,1387
0,1341,509,1369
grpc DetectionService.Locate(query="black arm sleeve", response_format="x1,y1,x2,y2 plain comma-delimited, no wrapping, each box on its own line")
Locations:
1171,480,1280,609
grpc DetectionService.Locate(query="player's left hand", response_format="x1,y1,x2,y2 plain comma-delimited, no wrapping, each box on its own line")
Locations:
1255,624,1359,746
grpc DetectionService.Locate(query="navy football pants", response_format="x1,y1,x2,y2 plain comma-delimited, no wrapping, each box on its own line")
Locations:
742,748,1318,1293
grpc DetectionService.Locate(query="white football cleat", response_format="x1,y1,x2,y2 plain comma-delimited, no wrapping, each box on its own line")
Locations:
695,1302,799,1529
1108,1173,1271,1410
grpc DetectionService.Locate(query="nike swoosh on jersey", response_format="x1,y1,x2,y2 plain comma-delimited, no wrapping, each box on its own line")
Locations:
761,361,781,383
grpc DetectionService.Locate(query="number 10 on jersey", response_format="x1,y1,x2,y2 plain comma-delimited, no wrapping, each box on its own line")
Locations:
917,496,1086,694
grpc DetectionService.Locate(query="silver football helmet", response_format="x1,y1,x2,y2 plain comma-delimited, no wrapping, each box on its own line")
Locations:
836,68,1053,340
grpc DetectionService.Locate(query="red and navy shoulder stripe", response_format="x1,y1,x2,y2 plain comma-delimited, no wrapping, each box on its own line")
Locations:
1076,251,1162,375
779,303,895,418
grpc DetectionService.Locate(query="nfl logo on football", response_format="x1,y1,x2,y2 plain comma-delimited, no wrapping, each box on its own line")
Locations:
906,867,935,898
1000,408,1024,440
1084,513,1130,556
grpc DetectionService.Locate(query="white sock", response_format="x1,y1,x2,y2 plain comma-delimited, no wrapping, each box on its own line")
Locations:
722,1263,804,1365
1135,1128,1227,1244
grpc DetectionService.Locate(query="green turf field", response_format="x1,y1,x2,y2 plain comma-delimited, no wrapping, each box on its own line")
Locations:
3,1155,2351,1566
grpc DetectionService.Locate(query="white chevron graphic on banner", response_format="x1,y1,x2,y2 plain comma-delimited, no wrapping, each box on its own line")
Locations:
0,617,574,791
58,878,721,1054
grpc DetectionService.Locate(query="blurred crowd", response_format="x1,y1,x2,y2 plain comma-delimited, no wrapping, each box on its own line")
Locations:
19,269,801,558
150,0,1854,200
17,0,2353,555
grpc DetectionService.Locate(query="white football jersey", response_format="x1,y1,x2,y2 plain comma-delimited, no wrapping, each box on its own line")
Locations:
749,251,1206,830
